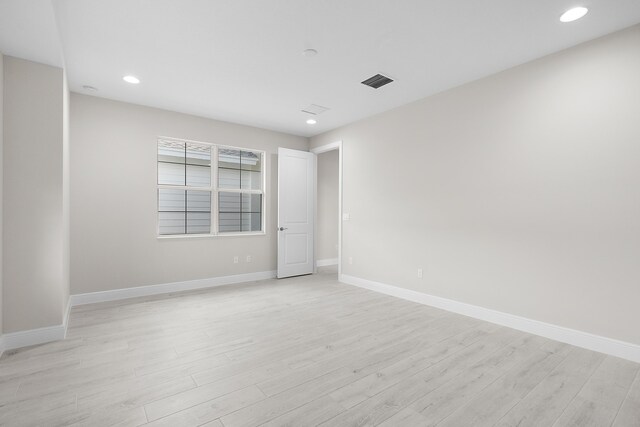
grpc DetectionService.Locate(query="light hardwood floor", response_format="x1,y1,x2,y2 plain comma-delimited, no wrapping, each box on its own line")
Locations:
1,269,639,426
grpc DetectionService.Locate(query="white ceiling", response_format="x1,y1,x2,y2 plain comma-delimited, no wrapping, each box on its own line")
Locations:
0,0,63,68
2,1,640,137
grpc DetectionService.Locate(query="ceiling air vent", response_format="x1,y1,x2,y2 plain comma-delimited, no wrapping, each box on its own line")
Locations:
301,104,330,115
361,74,394,89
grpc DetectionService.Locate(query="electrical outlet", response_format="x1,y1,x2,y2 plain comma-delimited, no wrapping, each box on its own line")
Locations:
246,255,252,263
417,268,423,279
348,257,353,265
233,256,239,264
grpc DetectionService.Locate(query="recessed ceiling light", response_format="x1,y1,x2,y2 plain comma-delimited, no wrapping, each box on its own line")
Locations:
123,75,140,84
302,49,318,57
82,85,98,92
560,7,588,23
306,119,317,125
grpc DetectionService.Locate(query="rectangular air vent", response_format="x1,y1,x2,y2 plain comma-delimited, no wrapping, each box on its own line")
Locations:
301,104,330,115
361,74,394,89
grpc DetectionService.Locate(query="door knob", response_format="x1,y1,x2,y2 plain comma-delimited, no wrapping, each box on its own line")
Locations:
278,227,288,231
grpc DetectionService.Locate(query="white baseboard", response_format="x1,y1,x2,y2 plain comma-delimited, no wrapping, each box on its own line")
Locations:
1,297,72,353
316,258,339,267
70,270,277,306
340,274,640,363
2,323,67,352
0,271,275,353
63,297,71,337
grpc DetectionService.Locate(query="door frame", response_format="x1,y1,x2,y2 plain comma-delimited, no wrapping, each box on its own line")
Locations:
310,140,343,277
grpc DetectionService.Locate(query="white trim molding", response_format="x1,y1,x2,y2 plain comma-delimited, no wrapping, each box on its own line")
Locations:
70,270,277,306
310,140,342,154
0,271,276,353
340,274,640,363
1,297,73,353
316,258,339,267
2,323,67,352
63,297,72,337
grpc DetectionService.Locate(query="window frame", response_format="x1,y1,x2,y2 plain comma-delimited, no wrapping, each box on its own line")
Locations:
157,136,267,238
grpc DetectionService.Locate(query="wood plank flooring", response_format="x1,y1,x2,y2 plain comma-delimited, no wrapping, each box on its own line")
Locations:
1,268,638,426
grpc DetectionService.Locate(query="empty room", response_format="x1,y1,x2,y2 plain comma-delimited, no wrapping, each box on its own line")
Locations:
1,0,640,426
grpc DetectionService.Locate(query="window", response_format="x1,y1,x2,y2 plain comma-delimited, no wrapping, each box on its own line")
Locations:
157,137,265,236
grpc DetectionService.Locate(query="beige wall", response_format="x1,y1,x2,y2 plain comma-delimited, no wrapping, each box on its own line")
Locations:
62,71,70,315
311,25,640,345
316,150,339,262
70,94,308,294
0,52,3,335
3,56,69,333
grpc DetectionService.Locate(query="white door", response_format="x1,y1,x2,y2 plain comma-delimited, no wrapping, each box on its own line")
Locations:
277,148,315,278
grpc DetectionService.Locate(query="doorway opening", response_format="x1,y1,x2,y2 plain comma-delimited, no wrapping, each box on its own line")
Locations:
311,141,343,277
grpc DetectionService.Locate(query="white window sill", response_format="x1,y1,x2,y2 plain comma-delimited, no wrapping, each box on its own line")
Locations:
157,231,266,240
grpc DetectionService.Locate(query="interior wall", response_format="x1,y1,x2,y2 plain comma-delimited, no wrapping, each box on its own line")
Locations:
316,150,339,263
3,56,67,333
70,94,308,294
62,71,70,317
0,52,4,336
310,25,640,345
